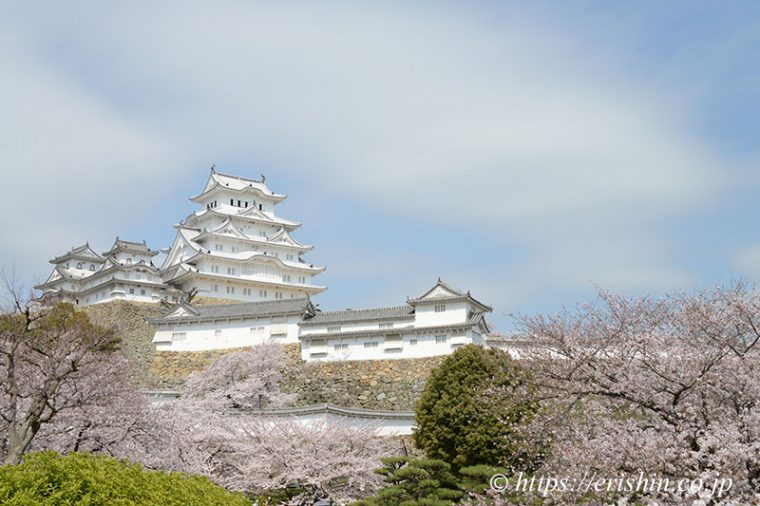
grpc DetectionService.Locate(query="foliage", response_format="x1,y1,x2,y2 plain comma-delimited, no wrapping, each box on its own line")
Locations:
0,299,142,465
155,343,399,504
0,450,250,505
517,283,760,504
352,456,463,506
182,342,296,409
414,345,539,471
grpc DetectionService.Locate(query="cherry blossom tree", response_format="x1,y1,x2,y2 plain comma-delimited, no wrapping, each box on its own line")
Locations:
163,342,399,504
0,279,143,464
515,283,760,504
181,342,296,410
30,354,160,463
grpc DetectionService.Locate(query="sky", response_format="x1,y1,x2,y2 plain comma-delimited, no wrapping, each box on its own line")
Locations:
1,1,759,331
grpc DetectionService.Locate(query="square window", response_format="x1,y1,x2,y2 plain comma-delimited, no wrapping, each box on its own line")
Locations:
434,304,446,313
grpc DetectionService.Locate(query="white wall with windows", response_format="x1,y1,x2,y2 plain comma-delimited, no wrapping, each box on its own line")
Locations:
152,314,302,352
413,302,469,327
153,316,300,351
300,329,475,361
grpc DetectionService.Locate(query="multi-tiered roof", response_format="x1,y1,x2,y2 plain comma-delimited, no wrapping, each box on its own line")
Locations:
160,169,326,301
35,238,175,305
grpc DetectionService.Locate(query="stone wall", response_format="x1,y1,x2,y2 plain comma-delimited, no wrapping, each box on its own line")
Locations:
81,300,444,410
281,353,444,411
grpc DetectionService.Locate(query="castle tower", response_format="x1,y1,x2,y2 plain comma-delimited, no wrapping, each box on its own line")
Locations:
160,169,326,301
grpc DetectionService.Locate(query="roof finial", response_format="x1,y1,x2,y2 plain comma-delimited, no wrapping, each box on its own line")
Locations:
210,163,216,173
260,173,266,183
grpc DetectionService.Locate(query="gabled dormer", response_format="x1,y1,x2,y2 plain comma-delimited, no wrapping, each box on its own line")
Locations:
408,278,492,328
268,228,313,252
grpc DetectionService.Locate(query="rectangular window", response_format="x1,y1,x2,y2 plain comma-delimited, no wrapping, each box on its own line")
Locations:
379,322,394,329
364,341,379,348
327,325,341,333
211,265,219,273
129,288,134,294
409,339,418,346
434,304,446,313
140,289,146,295
334,343,349,350
259,289,268,297
435,334,448,344
230,199,234,205
214,330,222,338
227,267,236,275
226,286,235,294
212,284,219,292
171,332,186,342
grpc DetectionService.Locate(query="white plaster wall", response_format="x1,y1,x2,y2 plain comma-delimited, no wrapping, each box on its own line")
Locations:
301,329,473,361
300,318,415,335
197,278,306,302
414,302,468,327
154,315,301,351
266,412,415,436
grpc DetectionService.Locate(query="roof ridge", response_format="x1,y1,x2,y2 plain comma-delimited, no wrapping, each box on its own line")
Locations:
191,297,310,309
316,305,412,315
213,171,263,185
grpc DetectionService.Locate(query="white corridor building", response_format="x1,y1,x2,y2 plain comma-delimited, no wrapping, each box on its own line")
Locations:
148,279,493,361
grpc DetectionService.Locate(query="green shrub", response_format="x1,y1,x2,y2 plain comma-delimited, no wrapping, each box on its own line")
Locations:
414,345,539,470
0,451,250,505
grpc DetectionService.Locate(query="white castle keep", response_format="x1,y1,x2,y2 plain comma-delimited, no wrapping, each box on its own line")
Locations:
36,169,325,306
36,169,496,361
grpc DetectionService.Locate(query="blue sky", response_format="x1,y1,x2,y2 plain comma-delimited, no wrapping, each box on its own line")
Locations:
2,1,759,331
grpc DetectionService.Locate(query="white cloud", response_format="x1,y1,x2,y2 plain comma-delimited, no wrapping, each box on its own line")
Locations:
0,23,181,282
731,245,760,279
0,2,734,314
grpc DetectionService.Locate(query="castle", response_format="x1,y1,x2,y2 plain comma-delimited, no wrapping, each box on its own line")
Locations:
36,169,325,305
36,169,495,361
